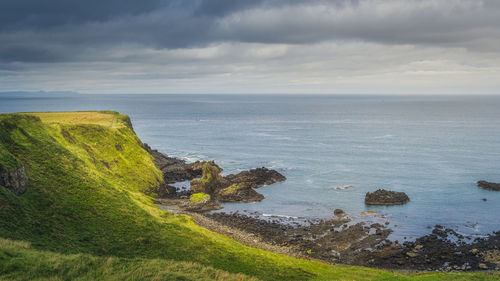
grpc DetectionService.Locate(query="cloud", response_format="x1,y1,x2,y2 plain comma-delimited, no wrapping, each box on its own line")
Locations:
0,0,500,93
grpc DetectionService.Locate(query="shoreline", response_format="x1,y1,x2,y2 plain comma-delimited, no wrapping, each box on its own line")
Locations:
143,142,500,272
157,198,500,272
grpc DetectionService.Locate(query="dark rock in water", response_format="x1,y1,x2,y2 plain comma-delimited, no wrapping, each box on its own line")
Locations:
143,143,284,202
477,180,500,191
482,198,487,201
224,167,286,189
190,162,229,195
334,209,345,216
365,189,410,205
191,163,284,203
217,182,265,203
0,165,27,195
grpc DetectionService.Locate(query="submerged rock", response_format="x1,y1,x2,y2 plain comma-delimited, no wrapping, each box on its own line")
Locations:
365,189,410,205
224,167,286,189
477,180,500,191
0,165,27,195
217,183,265,203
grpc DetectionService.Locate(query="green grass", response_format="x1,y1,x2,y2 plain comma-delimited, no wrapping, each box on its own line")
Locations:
190,192,210,203
0,238,257,281
221,183,241,195
0,111,498,281
19,111,124,128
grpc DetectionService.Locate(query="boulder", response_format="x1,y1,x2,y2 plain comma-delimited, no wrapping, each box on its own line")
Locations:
0,165,27,195
224,167,286,189
182,192,222,212
477,180,500,191
365,189,410,205
217,183,265,203
190,162,228,195
151,182,176,198
334,209,345,217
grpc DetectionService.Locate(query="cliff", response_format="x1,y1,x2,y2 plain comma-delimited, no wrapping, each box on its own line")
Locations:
0,111,492,281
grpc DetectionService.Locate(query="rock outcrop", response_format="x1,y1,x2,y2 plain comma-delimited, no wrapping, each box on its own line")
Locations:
189,163,285,204
182,192,222,211
224,167,286,189
0,165,27,195
143,143,216,183
217,183,265,203
334,209,345,217
190,163,228,194
142,143,223,197
477,180,500,191
365,189,410,205
144,144,287,204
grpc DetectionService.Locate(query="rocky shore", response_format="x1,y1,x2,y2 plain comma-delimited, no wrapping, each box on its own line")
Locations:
158,198,500,272
143,143,286,208
145,144,499,272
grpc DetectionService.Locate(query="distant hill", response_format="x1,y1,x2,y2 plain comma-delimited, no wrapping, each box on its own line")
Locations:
0,91,79,95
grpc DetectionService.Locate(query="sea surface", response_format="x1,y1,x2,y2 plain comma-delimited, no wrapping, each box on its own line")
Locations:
1,93,500,241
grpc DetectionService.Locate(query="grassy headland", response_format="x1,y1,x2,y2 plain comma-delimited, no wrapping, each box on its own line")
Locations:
0,111,498,280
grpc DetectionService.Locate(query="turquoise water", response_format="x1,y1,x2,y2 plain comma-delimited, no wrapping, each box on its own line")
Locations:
1,93,500,240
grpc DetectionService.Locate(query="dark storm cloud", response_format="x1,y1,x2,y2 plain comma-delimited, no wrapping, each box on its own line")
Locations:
0,0,166,30
0,0,500,64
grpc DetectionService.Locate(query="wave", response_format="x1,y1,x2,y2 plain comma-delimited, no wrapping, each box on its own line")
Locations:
262,213,298,219
373,134,394,139
333,185,355,190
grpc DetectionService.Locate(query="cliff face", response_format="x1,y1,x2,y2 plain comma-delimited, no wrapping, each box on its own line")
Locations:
0,111,311,280
0,165,27,195
0,112,167,254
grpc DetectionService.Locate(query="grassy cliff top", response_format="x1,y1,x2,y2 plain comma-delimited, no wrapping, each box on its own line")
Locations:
25,111,121,127
0,111,132,129
0,111,498,281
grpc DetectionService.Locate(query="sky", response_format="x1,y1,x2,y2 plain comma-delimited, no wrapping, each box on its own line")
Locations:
0,0,499,94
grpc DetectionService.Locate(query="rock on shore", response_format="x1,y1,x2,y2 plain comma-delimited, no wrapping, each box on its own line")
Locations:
365,189,410,205
144,144,286,208
182,192,222,212
142,143,221,197
201,211,499,271
187,162,285,210
190,163,228,194
477,180,500,191
143,143,218,182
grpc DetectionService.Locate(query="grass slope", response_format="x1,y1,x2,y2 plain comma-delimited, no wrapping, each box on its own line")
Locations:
0,238,256,281
0,111,498,281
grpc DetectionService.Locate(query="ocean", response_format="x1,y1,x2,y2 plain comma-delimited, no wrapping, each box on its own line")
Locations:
1,93,500,241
